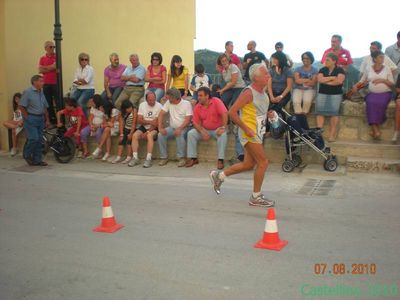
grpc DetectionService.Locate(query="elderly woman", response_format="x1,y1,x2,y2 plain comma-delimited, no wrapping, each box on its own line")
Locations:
217,53,246,109
292,51,318,114
267,51,293,115
71,52,95,116
315,53,345,142
353,50,394,139
145,52,167,102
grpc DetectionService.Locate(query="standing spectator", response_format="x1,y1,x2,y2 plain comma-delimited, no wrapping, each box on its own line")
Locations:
38,41,58,124
225,41,242,69
71,52,95,117
292,51,318,114
392,76,400,142
315,53,345,142
190,64,213,101
271,42,293,68
360,41,397,78
128,91,163,168
385,31,400,82
353,51,394,140
3,93,23,156
267,51,293,115
242,40,268,83
157,88,192,167
115,54,146,109
101,53,126,104
186,87,228,169
166,55,191,98
145,52,167,102
321,34,353,72
19,75,51,166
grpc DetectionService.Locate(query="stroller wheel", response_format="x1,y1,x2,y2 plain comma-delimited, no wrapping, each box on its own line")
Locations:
324,156,338,172
292,154,302,167
282,160,295,172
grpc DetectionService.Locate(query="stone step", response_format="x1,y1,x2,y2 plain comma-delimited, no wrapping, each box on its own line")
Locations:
346,156,400,173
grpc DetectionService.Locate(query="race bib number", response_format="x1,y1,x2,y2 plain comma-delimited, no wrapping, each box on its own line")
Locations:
256,115,266,137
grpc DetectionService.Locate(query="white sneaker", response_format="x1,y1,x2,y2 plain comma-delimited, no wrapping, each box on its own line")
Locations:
391,131,398,143
112,156,123,164
10,148,17,157
92,147,102,158
101,152,110,161
122,156,132,164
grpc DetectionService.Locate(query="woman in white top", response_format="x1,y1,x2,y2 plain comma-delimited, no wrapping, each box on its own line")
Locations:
353,50,394,139
71,52,95,116
3,92,23,156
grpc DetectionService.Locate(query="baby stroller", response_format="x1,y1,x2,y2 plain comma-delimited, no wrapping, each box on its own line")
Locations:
271,109,338,172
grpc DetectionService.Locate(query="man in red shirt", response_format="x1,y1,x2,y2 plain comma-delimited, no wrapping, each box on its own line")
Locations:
321,34,353,72
38,40,58,124
186,86,228,169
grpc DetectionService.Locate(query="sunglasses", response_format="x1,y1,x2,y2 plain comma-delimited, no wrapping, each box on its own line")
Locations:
80,58,89,61
152,58,160,61
47,46,55,49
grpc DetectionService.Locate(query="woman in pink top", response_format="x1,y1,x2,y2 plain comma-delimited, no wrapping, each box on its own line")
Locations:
145,52,167,102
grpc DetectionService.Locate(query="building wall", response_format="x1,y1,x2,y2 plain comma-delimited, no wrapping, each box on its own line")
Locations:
0,0,196,150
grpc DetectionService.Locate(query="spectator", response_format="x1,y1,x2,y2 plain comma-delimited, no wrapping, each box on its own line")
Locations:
145,52,167,102
225,41,242,69
3,93,23,156
267,51,293,115
101,53,126,104
321,34,353,72
71,52,95,117
242,40,268,83
128,91,163,168
384,31,400,82
112,100,137,164
115,54,146,110
186,87,228,169
315,53,345,142
271,42,293,68
38,41,58,124
353,51,394,140
166,55,191,98
292,51,318,114
157,88,193,167
190,64,213,101
360,41,397,78
19,75,51,166
392,76,400,142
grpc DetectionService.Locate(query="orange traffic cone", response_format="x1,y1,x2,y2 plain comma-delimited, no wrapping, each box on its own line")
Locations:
254,208,288,251
93,196,124,233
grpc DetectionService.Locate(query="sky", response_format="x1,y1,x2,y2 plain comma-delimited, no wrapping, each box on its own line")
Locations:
194,0,400,62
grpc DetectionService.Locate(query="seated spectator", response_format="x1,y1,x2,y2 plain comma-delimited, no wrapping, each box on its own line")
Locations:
56,97,89,156
190,64,213,100
393,75,400,142
360,41,397,78
321,34,353,72
80,94,107,158
224,41,242,69
353,51,394,140
115,54,146,110
145,52,167,102
242,40,268,84
267,51,293,115
186,87,228,169
315,53,345,142
166,55,191,98
271,42,293,68
384,31,400,83
128,91,163,168
101,53,126,104
71,52,95,117
292,51,318,114
3,93,23,156
112,100,137,164
157,88,193,167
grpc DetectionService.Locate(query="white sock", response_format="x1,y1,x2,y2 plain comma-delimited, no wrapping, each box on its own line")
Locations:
133,152,138,159
252,191,261,198
218,171,226,180
146,153,152,160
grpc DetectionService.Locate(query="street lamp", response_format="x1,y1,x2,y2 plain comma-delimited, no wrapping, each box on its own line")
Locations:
54,0,64,109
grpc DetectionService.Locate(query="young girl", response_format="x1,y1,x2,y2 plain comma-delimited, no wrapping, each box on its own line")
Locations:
3,93,23,156
56,97,89,155
80,94,106,158
166,55,191,98
112,100,137,164
92,100,120,161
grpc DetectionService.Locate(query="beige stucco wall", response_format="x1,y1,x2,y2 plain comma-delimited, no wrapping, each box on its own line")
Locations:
0,0,195,150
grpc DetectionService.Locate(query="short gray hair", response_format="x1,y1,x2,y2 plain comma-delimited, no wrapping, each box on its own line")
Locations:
166,88,181,100
129,53,139,60
78,52,90,61
109,52,119,60
249,63,267,82
145,90,156,99
44,40,54,48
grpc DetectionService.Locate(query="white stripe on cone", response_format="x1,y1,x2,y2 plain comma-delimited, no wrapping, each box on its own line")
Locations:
102,206,114,218
264,219,278,233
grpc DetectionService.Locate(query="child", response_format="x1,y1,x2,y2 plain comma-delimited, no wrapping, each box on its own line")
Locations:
56,97,89,155
3,93,23,156
80,94,106,158
190,64,213,100
112,100,137,164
